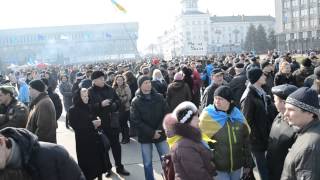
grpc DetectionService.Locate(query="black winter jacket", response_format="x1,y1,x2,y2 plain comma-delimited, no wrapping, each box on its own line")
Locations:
130,89,169,143
241,85,276,151
88,84,120,130
0,128,85,180
228,72,247,108
267,113,297,180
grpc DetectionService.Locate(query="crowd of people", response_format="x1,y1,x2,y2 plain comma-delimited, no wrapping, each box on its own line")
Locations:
0,50,319,180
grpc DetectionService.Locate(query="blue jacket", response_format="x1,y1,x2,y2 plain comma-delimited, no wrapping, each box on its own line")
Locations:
18,82,29,103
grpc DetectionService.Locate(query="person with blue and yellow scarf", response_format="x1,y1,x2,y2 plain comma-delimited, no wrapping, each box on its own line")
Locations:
199,86,254,180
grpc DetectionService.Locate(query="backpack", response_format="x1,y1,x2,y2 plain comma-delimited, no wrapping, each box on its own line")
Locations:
161,154,175,180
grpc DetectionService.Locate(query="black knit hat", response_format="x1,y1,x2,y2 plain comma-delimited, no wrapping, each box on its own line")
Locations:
247,68,263,84
29,80,45,92
137,75,151,88
260,60,271,70
235,63,244,69
214,85,233,102
286,87,320,116
79,79,92,89
91,71,105,80
301,58,312,67
272,84,298,100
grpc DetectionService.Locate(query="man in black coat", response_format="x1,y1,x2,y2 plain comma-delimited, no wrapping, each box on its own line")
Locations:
199,68,224,112
267,84,298,180
228,63,247,108
241,68,276,180
88,71,129,177
0,127,85,180
130,75,169,180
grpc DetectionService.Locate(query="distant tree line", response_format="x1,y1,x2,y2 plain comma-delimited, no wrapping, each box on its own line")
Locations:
244,24,276,53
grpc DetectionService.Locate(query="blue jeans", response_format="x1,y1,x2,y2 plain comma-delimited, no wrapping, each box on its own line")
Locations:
251,151,269,180
141,141,169,180
216,168,242,180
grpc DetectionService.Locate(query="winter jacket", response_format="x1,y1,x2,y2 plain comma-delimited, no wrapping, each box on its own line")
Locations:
228,72,247,108
59,81,73,112
274,73,295,86
130,89,169,143
151,80,167,97
240,85,275,151
48,89,63,121
114,84,132,112
69,102,108,180
199,105,254,172
0,98,29,130
171,124,216,180
292,66,314,87
88,84,120,130
0,128,85,180
267,113,297,180
200,83,221,112
192,69,202,107
27,93,57,143
281,119,320,180
18,82,30,104
166,80,192,111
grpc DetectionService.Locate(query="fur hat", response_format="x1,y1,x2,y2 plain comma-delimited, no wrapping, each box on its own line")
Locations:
172,101,198,124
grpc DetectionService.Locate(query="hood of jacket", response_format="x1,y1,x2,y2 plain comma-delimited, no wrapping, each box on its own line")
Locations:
170,80,185,90
0,128,40,166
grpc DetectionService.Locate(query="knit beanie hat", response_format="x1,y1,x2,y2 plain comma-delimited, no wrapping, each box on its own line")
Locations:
260,60,271,70
214,85,233,103
271,84,298,100
91,71,105,80
137,75,151,88
172,101,198,124
301,58,312,67
247,68,263,84
286,87,320,116
174,72,184,81
29,80,45,92
79,79,92,89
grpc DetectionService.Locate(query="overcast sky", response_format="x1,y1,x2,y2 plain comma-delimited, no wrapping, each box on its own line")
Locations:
0,0,275,50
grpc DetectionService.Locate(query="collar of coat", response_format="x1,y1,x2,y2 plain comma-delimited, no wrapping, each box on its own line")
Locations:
298,118,320,135
29,92,47,110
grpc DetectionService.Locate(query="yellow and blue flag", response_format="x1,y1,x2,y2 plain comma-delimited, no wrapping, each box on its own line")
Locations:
110,0,127,13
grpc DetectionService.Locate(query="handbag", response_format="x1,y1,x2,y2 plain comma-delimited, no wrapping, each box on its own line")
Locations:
161,154,175,180
110,111,120,128
98,130,110,152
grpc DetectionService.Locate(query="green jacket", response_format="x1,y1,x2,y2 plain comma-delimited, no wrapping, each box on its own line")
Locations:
199,105,254,172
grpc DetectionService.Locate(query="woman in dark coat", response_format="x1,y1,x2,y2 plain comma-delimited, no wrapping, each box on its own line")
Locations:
274,61,295,86
69,88,107,180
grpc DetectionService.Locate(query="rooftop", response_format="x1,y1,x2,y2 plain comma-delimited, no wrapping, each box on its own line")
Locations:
210,15,275,23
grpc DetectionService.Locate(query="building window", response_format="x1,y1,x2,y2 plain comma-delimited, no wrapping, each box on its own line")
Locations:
301,20,308,28
310,18,318,27
284,1,290,8
293,10,299,18
292,0,299,7
310,7,317,15
301,9,308,17
301,0,307,5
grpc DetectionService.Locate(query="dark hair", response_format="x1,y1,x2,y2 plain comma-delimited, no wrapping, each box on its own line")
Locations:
123,71,137,85
72,88,84,106
60,74,69,81
0,87,13,97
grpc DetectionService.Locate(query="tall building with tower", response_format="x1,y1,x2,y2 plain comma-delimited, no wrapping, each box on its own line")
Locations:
158,0,275,59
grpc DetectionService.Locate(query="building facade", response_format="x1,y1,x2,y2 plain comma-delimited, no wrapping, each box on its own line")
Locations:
0,23,139,65
158,0,275,60
275,0,320,52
